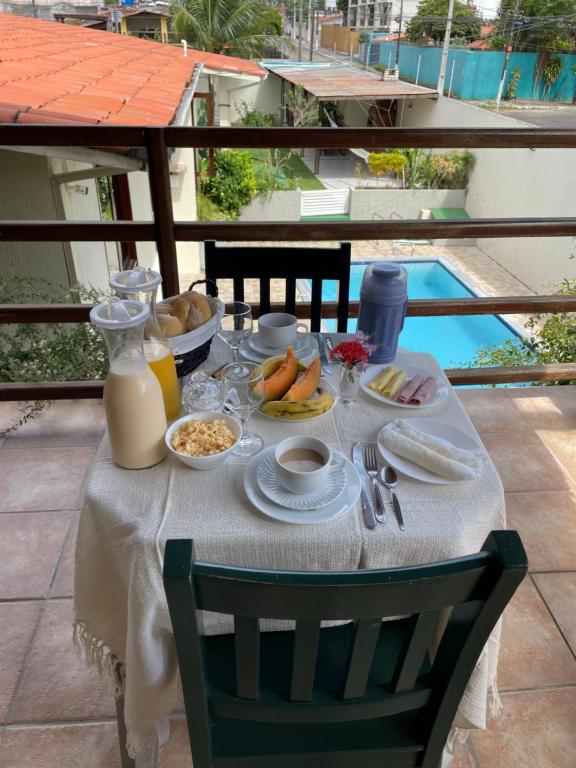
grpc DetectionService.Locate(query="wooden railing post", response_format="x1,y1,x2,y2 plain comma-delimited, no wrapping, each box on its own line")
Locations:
145,128,179,296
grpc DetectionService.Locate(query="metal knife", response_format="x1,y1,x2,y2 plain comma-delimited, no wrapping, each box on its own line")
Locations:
352,442,377,530
390,491,405,531
315,333,332,376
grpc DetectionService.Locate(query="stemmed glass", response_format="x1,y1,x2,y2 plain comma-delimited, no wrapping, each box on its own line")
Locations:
221,362,264,457
217,302,252,362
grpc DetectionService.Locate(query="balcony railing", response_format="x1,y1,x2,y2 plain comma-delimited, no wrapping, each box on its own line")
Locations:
1,125,576,400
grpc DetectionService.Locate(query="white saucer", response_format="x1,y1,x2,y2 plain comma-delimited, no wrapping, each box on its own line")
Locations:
244,447,361,524
256,452,346,510
249,332,314,357
361,364,448,409
377,418,484,485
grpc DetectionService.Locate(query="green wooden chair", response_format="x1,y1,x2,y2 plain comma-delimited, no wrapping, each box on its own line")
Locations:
163,531,527,768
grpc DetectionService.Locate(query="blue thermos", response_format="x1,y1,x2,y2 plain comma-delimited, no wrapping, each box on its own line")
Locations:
357,263,408,364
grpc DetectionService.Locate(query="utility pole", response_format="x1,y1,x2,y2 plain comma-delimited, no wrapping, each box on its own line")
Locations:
298,3,303,61
496,0,522,109
395,0,404,69
309,2,315,62
437,0,455,95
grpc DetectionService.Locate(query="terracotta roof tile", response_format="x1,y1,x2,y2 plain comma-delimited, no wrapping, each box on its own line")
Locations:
0,12,266,125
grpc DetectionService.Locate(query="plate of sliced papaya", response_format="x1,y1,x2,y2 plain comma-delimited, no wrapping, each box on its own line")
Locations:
256,347,336,422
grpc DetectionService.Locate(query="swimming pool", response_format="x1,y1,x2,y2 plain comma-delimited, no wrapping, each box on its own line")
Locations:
321,261,523,369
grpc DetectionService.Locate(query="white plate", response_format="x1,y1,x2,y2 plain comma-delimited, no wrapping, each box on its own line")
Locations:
361,364,448,409
244,447,361,524
256,452,346,510
249,332,314,357
256,385,336,423
377,418,483,485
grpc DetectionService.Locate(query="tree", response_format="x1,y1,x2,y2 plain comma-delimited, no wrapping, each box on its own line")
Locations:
284,85,319,127
490,0,576,53
172,0,283,58
406,0,481,44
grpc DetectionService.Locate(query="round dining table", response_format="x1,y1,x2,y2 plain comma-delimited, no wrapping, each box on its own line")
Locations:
74,336,506,767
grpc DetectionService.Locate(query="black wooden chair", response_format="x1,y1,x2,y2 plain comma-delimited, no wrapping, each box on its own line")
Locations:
204,240,351,332
163,531,527,768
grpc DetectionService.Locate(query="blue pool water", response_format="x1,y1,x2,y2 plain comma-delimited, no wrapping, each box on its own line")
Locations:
322,261,523,369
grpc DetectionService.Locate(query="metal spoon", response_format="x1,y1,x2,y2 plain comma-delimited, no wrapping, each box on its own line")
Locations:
381,466,405,531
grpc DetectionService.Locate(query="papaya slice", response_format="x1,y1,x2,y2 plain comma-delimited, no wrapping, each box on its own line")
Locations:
282,357,321,401
256,346,298,402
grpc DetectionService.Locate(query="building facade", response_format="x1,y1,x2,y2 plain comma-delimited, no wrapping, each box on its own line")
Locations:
347,0,420,33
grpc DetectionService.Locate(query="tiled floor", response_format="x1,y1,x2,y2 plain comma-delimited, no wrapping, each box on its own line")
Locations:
0,387,575,767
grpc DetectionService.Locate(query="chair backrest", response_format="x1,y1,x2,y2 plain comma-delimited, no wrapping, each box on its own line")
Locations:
204,240,351,332
163,531,527,768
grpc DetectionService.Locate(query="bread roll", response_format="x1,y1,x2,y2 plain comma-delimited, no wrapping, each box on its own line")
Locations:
172,298,189,329
185,292,212,331
158,314,183,337
156,304,171,316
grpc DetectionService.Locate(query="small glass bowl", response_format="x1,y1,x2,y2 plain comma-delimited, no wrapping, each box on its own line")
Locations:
182,370,224,414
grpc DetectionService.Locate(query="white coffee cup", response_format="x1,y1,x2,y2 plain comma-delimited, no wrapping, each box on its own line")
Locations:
258,313,308,349
274,436,345,495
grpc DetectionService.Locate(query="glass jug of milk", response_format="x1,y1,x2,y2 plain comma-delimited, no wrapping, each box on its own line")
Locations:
109,267,181,422
90,299,168,469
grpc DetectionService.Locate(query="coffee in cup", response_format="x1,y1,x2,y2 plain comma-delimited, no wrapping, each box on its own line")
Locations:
258,313,307,349
274,436,345,495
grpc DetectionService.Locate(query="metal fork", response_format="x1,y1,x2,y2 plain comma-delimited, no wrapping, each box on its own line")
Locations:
363,443,387,523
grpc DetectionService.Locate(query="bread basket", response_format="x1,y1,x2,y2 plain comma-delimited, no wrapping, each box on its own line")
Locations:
159,280,223,379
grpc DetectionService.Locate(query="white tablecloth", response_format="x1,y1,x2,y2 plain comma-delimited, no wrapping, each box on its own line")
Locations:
74,339,506,760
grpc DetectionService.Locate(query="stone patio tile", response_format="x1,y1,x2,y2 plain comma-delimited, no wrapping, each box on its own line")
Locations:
0,448,93,512
457,389,531,433
537,430,576,485
481,432,575,493
533,572,576,656
0,513,70,600
0,722,120,768
498,577,576,691
506,387,576,431
471,689,576,768
0,400,105,449
0,602,41,723
50,514,79,598
10,599,115,723
505,492,576,572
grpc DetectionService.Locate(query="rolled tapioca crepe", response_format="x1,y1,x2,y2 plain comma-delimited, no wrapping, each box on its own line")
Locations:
383,370,407,399
397,375,425,403
410,376,437,405
368,366,397,393
380,419,484,480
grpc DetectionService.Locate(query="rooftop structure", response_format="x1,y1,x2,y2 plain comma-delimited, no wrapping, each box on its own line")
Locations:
263,62,436,102
0,13,265,126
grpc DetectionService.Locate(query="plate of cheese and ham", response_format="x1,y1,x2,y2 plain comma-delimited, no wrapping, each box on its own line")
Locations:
360,364,448,409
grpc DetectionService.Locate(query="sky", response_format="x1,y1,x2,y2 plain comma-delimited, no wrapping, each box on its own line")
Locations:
474,0,500,18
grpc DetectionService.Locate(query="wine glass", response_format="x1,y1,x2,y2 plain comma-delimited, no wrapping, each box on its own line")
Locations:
221,362,264,457
217,302,252,362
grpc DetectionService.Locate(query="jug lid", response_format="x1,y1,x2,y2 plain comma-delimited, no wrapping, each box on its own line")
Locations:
360,262,407,302
90,298,149,330
109,267,161,295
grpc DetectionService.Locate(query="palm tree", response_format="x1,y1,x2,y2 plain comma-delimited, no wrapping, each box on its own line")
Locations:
172,0,283,58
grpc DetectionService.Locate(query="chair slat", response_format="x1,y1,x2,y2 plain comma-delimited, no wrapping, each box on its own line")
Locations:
234,616,260,700
259,278,271,316
290,620,321,701
310,278,323,332
343,618,381,700
285,279,297,316
390,611,441,694
233,277,245,303
336,243,352,332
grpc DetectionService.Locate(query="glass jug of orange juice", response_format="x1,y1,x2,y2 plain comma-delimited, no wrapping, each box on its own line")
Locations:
110,268,181,421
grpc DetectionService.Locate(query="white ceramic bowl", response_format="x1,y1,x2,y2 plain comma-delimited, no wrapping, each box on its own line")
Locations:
165,411,241,470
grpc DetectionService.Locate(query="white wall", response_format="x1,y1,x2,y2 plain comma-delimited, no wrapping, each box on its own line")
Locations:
240,191,301,221
401,97,576,292
50,158,116,292
350,188,466,220
215,73,281,126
